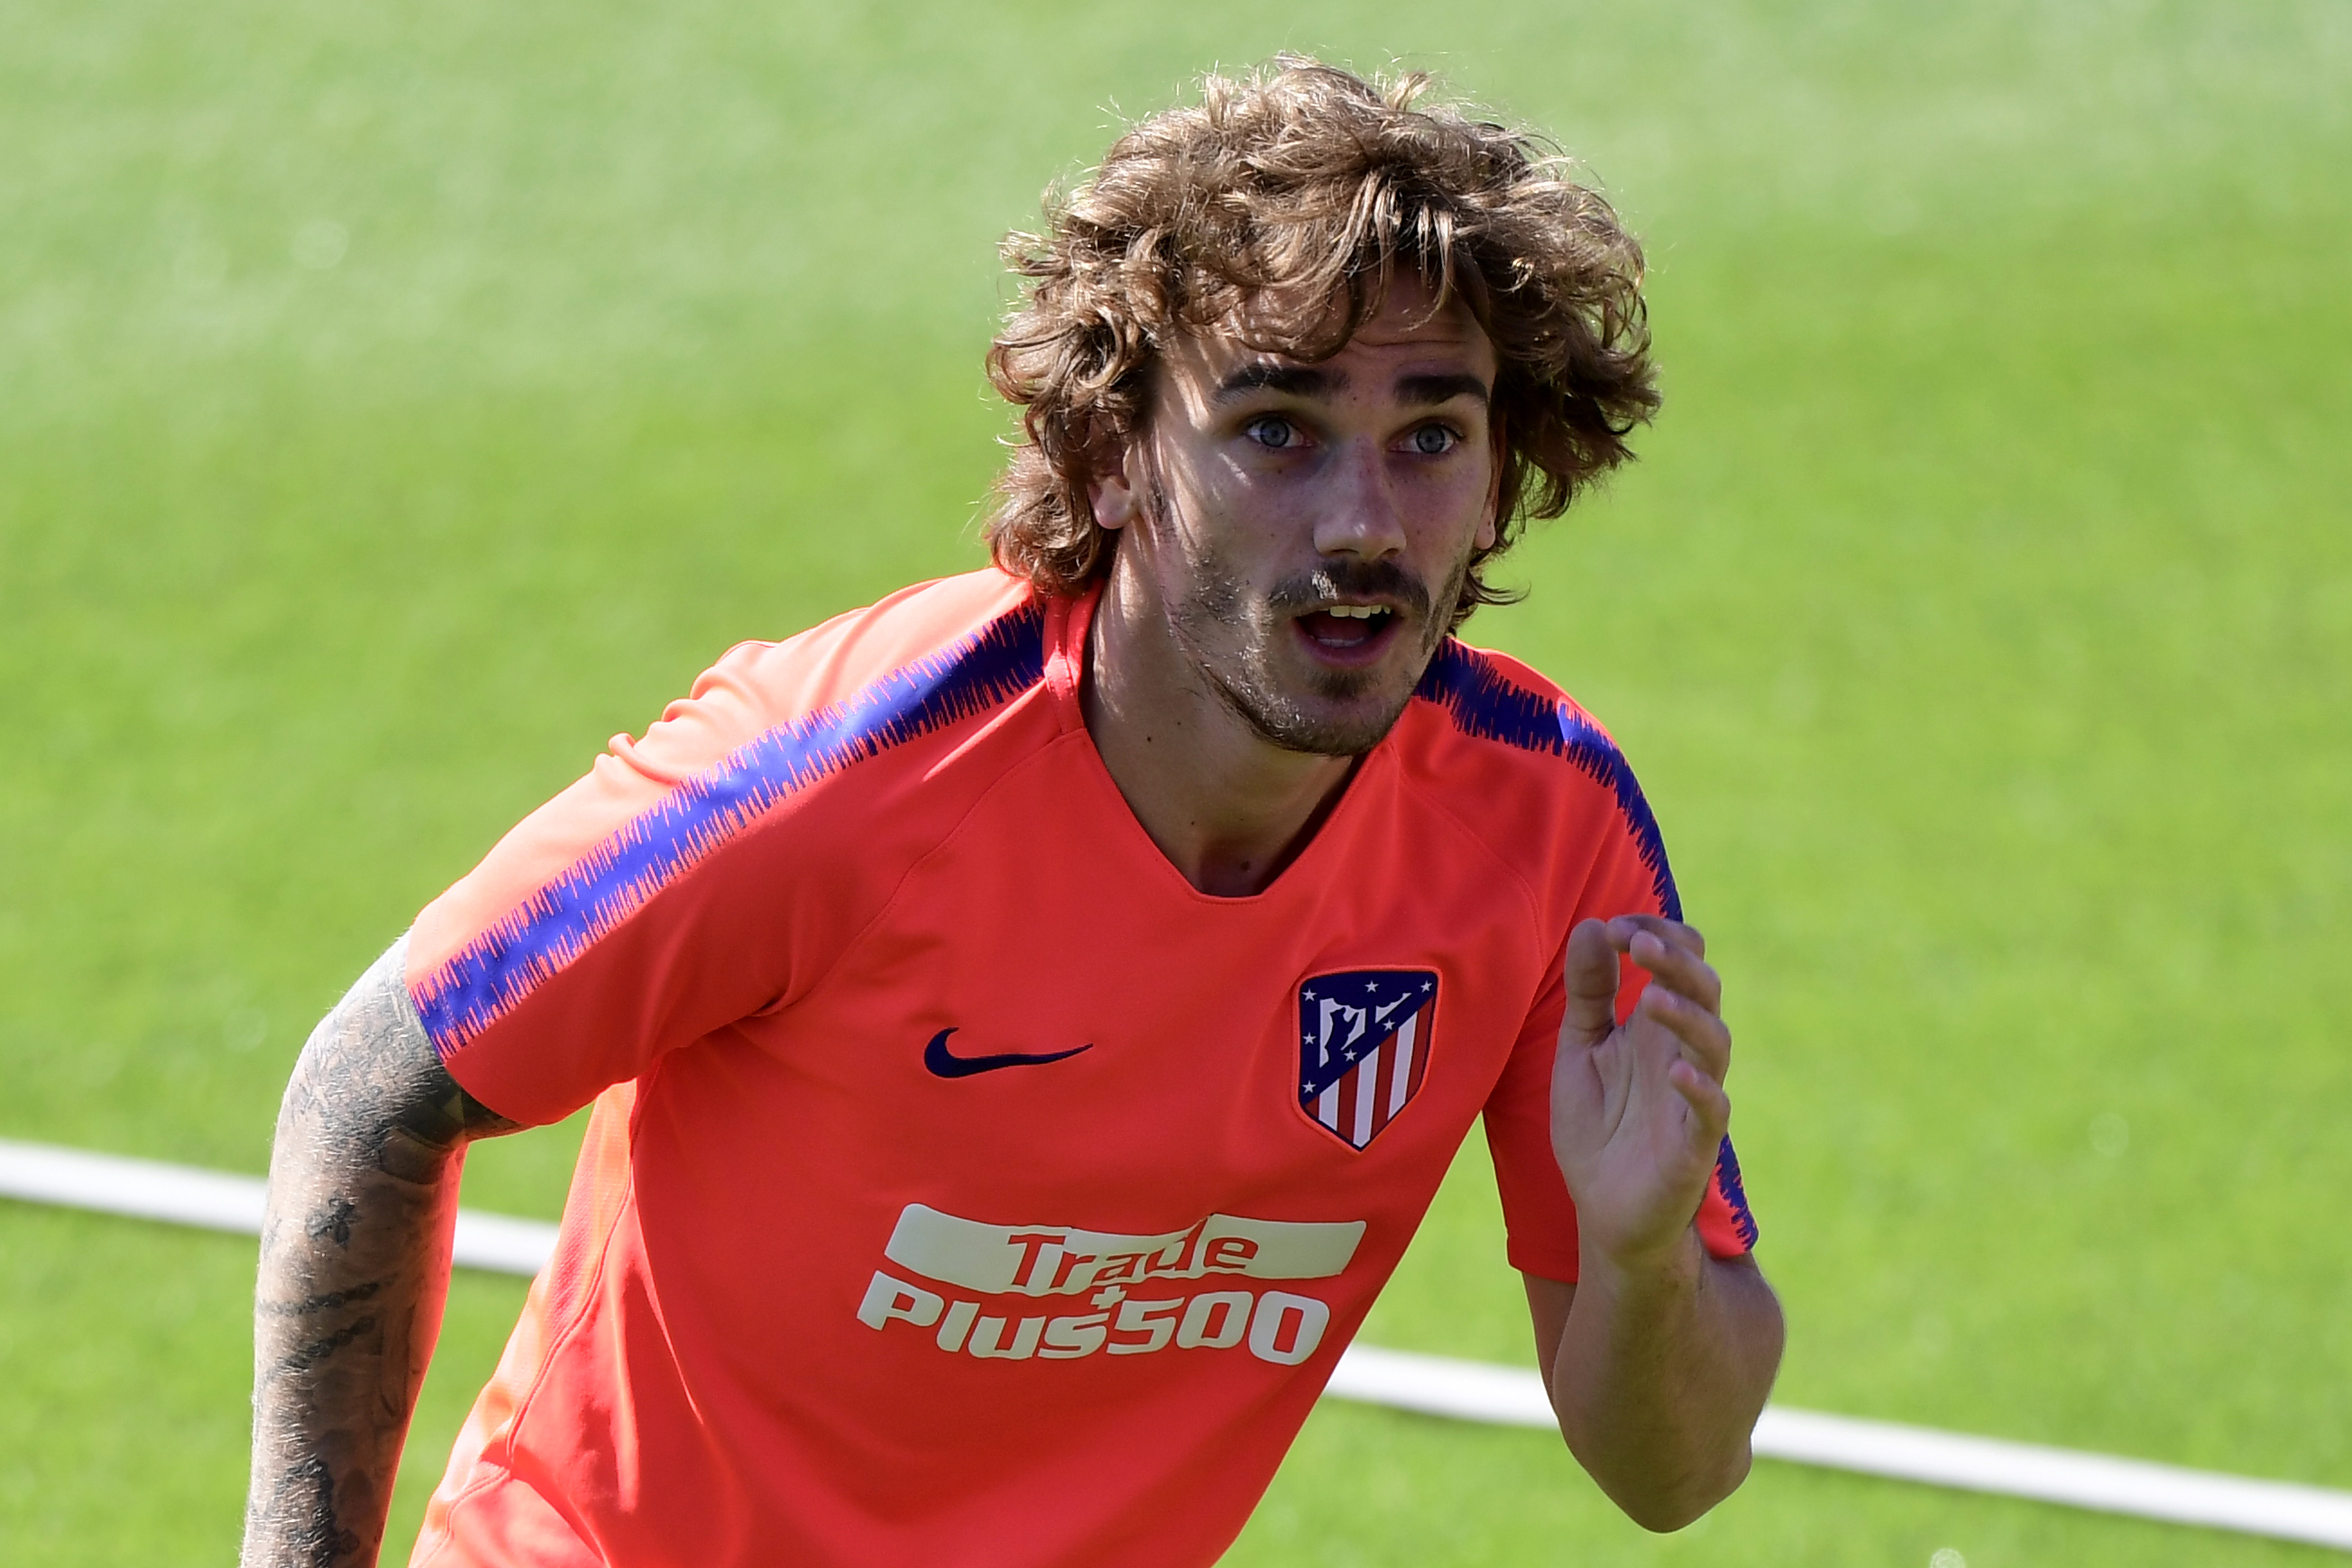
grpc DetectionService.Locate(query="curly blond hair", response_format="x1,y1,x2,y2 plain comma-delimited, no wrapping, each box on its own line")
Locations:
983,58,1659,628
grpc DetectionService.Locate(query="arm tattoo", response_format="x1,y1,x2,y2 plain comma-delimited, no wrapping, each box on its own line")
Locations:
242,935,519,1568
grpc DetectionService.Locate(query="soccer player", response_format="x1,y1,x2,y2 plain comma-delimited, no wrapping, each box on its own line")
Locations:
243,59,1784,1568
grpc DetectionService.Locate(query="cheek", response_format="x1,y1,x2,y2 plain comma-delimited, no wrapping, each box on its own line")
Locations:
1148,486,1274,609
1402,466,1500,555
1191,454,1293,527
1175,473,1300,567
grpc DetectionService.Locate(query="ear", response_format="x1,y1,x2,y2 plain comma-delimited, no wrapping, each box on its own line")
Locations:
1475,438,1505,551
1087,441,1144,532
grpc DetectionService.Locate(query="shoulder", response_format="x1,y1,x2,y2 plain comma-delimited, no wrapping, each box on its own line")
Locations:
406,569,1053,996
594,568,1048,796
1391,638,1681,922
693,569,1046,738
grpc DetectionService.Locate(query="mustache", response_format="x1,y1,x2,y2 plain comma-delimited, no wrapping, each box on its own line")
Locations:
1264,558,1432,620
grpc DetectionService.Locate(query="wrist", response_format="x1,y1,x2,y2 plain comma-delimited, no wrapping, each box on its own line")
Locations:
1577,1221,1704,1299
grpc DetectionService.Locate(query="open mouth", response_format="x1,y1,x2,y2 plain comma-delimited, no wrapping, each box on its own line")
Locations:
1296,603,1399,655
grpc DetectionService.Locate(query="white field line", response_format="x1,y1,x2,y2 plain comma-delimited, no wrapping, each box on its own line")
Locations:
0,1135,557,1276
5,1138,2350,1551
1329,1346,2352,1551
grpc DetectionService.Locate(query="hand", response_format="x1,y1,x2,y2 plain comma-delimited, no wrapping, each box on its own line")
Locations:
1548,915,1732,1273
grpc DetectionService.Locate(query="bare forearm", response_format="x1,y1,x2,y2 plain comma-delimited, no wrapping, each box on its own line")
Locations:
246,1125,460,1564
243,939,510,1568
1548,1242,1783,1531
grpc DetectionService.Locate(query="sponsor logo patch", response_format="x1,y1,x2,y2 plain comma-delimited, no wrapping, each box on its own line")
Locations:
856,1203,1366,1368
884,1204,1363,1297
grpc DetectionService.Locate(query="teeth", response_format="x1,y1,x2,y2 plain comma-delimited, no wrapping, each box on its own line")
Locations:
1325,604,1383,619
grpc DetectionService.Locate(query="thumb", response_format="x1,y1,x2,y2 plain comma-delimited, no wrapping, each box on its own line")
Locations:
1559,918,1623,1049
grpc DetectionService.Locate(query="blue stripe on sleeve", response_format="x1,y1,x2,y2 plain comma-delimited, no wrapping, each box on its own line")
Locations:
415,599,1049,1052
1713,1134,1762,1249
1410,639,1683,921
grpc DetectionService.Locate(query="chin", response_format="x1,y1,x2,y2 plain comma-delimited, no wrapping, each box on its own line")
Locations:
1204,628,1435,757
1234,680,1417,758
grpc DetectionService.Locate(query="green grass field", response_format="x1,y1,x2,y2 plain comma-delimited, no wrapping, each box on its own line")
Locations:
4,1,2347,1562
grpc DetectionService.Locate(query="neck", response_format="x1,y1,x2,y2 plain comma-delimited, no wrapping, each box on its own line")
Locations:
1080,567,1358,899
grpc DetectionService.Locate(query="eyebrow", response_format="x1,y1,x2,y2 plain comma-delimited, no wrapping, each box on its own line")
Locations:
1208,362,1492,409
1211,362,1337,404
1396,372,1491,408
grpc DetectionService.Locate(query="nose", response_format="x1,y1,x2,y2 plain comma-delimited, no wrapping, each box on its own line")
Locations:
1309,436,1408,562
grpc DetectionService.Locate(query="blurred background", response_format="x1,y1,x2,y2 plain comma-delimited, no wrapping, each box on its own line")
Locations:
1,2,2346,1563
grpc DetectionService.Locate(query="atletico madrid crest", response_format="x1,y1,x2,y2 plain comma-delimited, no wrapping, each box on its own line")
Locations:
1298,969,1438,1150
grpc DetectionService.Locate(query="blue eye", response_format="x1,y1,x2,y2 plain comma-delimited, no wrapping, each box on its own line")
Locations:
1246,416,1298,450
1410,425,1457,456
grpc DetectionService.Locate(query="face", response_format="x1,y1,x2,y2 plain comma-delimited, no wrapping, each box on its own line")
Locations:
1091,275,1502,757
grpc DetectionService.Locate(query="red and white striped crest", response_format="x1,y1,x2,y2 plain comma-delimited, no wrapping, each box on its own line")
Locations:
1297,970,1437,1151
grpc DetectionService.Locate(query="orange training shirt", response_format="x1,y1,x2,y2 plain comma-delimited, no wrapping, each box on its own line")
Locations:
402,569,1758,1567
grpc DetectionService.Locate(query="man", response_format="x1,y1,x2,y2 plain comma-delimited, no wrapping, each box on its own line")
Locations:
243,59,1783,1568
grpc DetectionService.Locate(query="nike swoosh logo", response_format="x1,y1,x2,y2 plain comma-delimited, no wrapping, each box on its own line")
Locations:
923,1027,1093,1078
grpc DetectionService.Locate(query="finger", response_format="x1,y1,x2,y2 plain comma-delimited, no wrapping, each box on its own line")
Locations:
1667,1059,1732,1150
1626,928,1723,1014
1609,913,1705,961
1638,983,1732,1086
1559,918,1622,1048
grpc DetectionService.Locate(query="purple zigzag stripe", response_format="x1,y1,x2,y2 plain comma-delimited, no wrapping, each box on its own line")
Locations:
1713,1134,1761,1249
415,600,1049,1053
1411,641,1682,921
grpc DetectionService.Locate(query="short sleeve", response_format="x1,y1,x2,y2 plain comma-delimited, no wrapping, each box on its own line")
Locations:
398,573,1044,1126
1481,811,1761,1284
400,642,824,1126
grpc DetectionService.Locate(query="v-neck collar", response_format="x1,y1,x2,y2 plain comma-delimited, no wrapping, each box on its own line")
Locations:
1038,584,1397,907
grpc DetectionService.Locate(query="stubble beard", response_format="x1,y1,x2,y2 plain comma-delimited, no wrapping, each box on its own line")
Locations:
1152,481,1473,759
